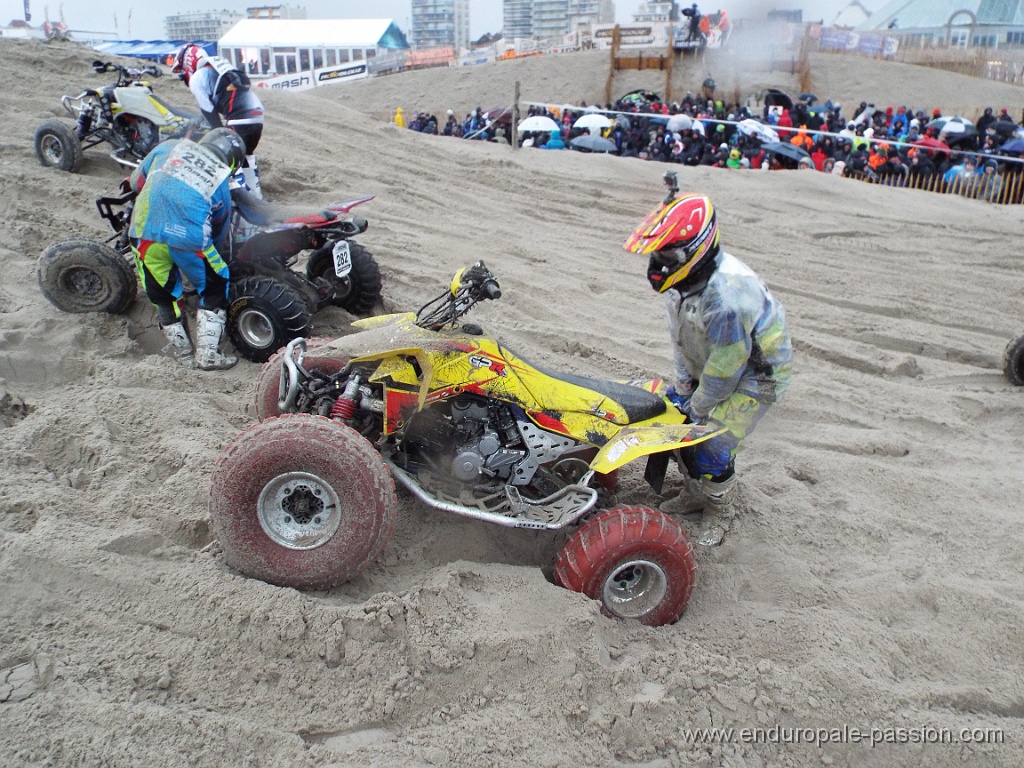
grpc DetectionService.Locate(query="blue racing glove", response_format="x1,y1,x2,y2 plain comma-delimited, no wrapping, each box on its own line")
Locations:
665,385,692,415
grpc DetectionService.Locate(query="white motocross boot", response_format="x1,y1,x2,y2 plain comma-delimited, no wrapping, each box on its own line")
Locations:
161,322,195,367
194,308,239,371
696,474,738,547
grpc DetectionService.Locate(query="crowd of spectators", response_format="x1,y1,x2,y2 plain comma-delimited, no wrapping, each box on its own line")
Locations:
397,90,1024,202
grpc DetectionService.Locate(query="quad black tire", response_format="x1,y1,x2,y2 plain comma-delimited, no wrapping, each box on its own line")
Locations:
37,239,137,314
226,275,313,364
1003,332,1024,386
34,120,83,173
306,242,382,315
209,414,397,589
554,506,697,626
252,337,351,421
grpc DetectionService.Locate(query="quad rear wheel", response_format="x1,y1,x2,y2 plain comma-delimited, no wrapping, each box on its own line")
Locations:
37,239,137,314
554,506,697,626
1003,332,1024,386
209,414,397,589
252,337,350,421
306,242,382,315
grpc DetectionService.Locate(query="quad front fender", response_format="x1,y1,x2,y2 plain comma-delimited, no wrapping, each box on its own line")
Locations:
591,420,728,474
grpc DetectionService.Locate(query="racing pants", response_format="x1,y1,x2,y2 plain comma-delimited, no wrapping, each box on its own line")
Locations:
131,239,230,325
680,392,773,480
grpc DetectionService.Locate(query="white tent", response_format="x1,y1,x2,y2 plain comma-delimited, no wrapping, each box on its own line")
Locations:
219,19,400,49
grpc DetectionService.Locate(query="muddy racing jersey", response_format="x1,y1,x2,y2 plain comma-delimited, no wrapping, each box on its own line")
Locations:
665,251,792,419
128,139,232,250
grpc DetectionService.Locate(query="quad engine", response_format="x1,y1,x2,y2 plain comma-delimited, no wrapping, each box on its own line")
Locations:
404,394,526,483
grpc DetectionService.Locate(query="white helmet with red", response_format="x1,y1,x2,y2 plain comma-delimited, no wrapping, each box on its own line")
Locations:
172,43,207,84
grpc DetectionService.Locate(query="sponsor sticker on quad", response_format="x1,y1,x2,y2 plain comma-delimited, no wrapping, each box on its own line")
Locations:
332,241,352,277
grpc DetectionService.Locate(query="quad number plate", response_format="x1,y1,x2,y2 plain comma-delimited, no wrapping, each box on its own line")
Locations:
332,241,352,278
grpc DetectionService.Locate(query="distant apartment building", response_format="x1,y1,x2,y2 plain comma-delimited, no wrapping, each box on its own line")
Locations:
504,0,613,40
411,0,470,50
632,1,678,23
164,10,244,40
165,6,307,40
246,5,307,21
569,0,615,28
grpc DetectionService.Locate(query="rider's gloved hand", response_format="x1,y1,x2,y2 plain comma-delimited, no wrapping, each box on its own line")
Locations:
665,385,692,415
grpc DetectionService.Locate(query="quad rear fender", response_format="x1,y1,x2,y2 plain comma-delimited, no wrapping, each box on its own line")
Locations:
326,195,375,214
590,419,728,475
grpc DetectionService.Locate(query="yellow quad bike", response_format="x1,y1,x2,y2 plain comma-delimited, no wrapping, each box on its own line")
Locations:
209,262,726,625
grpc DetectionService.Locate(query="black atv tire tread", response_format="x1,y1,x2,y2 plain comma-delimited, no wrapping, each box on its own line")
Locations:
227,275,313,364
554,505,697,627
37,239,138,314
209,414,397,590
306,242,382,315
1003,332,1024,386
34,119,83,173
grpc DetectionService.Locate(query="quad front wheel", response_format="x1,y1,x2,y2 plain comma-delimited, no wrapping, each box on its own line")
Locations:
209,414,397,589
34,119,83,173
306,242,382,315
1003,332,1024,386
226,275,313,363
37,239,137,314
554,506,697,626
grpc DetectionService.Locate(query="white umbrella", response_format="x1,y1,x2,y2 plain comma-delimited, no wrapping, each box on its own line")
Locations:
517,115,559,133
736,118,779,144
573,113,612,131
666,114,693,132
928,116,976,138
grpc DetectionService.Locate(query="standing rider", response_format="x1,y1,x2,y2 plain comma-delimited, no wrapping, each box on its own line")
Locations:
173,44,265,198
624,173,792,546
129,128,247,371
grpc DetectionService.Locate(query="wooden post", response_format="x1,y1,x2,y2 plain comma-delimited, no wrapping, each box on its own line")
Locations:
605,25,620,107
512,80,520,151
665,24,675,103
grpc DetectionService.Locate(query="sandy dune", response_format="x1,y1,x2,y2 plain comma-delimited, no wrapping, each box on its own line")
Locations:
1,38,1022,767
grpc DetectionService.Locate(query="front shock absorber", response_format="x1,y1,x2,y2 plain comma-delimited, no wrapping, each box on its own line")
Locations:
330,375,362,423
76,104,94,140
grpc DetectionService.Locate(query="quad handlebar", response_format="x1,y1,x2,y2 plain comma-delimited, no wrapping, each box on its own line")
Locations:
415,261,501,331
91,59,163,84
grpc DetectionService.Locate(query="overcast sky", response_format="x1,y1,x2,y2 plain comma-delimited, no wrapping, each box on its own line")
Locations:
3,0,887,40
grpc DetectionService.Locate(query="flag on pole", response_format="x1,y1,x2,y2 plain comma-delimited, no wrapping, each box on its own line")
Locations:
24,0,31,22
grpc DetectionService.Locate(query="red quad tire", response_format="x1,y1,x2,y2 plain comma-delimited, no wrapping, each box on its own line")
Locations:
252,337,350,421
554,506,697,626
209,414,397,589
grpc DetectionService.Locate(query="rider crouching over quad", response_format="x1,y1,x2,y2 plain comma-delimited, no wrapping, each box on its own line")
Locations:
624,173,792,546
129,127,247,370
173,44,265,198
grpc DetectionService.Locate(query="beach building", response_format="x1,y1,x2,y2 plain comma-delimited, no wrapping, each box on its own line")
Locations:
855,0,1024,49
217,17,410,83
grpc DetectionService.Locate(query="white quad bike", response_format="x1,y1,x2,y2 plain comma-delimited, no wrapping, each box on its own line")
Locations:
34,59,201,173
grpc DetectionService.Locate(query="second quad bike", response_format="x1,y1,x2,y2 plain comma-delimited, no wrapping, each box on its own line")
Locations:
35,60,202,173
36,189,383,362
208,261,727,626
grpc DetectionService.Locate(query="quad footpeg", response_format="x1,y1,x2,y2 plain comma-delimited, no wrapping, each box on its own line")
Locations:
385,460,598,530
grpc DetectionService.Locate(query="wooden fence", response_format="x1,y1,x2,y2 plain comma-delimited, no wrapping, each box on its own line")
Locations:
844,164,1024,205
